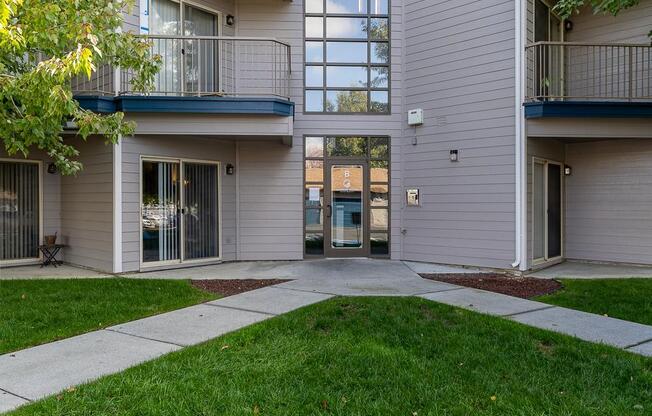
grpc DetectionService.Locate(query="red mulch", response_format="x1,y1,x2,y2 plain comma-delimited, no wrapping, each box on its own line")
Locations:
191,279,291,297
420,273,562,299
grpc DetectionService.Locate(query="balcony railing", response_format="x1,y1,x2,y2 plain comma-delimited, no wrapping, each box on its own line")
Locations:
73,36,292,100
526,42,652,102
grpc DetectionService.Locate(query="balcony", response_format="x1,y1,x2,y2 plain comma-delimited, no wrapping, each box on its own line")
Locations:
524,42,652,118
74,36,293,117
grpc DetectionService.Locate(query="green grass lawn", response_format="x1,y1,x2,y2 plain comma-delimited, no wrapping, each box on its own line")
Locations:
0,279,216,354
11,297,652,416
536,278,652,326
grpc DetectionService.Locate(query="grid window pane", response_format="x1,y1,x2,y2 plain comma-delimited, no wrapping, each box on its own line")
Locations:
370,90,389,113
370,67,389,88
305,233,324,255
370,137,389,159
370,160,389,182
327,42,367,63
370,0,389,14
306,65,324,87
305,184,324,207
371,208,389,232
306,41,324,63
326,90,368,112
371,233,389,255
327,0,367,14
326,17,368,38
326,137,368,157
371,42,389,63
306,17,324,38
306,90,324,112
305,0,324,13
327,66,368,88
369,18,389,39
305,136,324,158
305,160,324,182
305,208,324,232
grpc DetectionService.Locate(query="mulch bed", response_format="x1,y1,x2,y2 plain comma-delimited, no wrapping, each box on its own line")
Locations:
191,279,291,297
420,273,563,299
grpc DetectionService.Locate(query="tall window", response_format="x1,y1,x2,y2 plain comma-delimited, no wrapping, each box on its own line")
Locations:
304,0,390,113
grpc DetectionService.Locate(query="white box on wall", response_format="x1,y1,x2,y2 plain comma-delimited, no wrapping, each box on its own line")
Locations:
407,109,424,126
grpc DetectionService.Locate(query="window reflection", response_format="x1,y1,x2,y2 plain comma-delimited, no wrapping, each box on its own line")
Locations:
305,3,389,113
326,137,368,157
326,90,368,112
305,136,324,158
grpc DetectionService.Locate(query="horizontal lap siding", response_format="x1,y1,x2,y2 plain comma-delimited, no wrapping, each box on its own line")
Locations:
61,139,113,271
401,0,516,268
566,1,652,43
237,0,404,259
565,140,652,265
121,135,237,272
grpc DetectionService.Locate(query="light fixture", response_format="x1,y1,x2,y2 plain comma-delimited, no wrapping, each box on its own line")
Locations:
225,164,235,175
564,166,572,176
564,20,573,31
449,150,459,162
47,163,58,174
226,15,235,26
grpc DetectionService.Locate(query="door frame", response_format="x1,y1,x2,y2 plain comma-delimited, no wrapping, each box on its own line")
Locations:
532,157,564,266
139,156,222,269
324,160,369,257
0,158,43,266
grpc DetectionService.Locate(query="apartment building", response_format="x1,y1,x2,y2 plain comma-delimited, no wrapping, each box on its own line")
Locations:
1,0,650,273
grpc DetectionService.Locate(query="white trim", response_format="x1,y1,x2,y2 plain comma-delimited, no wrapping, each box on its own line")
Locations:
112,141,123,273
139,155,222,270
0,158,43,265
512,0,527,270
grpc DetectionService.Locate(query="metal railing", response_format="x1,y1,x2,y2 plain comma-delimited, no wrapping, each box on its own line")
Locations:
525,42,652,102
72,35,292,100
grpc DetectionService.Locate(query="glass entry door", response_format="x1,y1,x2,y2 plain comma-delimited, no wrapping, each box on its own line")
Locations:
141,159,219,266
324,163,367,257
533,159,563,264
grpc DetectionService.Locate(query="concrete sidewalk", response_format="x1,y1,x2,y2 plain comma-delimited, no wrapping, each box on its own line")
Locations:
2,260,652,414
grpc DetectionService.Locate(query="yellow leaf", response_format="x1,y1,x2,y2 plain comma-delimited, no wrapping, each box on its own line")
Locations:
21,294,26,299
221,345,229,351
490,395,497,401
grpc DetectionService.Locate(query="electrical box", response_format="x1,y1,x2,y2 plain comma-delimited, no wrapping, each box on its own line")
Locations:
407,109,424,126
406,189,420,207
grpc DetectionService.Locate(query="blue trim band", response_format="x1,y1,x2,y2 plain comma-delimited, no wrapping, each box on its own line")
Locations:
76,95,295,117
524,101,652,119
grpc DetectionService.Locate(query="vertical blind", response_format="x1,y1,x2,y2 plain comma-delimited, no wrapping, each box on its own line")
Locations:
142,161,180,263
0,162,40,261
183,163,219,260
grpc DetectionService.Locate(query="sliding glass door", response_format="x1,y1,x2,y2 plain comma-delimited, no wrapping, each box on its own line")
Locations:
150,0,220,95
0,161,41,262
141,159,220,266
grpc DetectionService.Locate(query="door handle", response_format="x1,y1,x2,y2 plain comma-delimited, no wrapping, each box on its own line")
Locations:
326,204,332,218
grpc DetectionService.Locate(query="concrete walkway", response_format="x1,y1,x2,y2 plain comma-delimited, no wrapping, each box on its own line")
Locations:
528,260,652,279
2,259,652,413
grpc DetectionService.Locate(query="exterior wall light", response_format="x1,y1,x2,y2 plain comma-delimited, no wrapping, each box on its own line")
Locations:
564,166,572,176
225,164,235,175
226,15,235,26
564,20,573,31
47,163,58,174
449,150,459,162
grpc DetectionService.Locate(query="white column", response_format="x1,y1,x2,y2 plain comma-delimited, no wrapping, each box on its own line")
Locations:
112,139,123,273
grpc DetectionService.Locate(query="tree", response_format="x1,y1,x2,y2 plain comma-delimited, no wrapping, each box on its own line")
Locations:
0,0,159,175
553,0,651,38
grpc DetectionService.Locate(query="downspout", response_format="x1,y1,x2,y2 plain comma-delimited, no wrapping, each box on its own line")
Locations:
512,0,526,270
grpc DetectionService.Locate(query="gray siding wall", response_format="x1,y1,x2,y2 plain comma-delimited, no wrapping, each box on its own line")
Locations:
525,138,565,269
400,0,517,268
60,139,114,271
121,135,237,272
566,0,652,43
236,0,404,259
565,140,652,265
